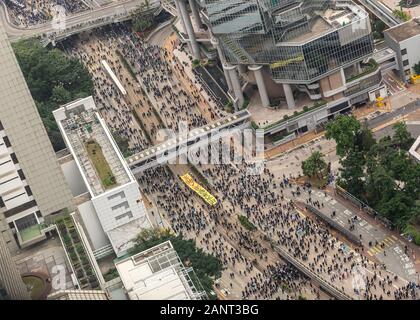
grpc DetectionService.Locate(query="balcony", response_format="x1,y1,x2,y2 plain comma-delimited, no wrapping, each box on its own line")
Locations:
16,223,55,248
346,59,379,84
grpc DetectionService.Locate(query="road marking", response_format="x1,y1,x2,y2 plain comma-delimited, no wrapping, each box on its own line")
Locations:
391,235,398,240
407,269,416,275
382,238,394,245
343,209,352,216
367,236,397,256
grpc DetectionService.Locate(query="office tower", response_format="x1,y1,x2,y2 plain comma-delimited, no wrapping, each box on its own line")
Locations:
175,0,382,135
0,228,29,300
0,23,74,251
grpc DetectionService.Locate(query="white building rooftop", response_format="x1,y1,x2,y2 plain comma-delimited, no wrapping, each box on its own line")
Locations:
409,135,420,162
53,97,132,197
115,241,206,300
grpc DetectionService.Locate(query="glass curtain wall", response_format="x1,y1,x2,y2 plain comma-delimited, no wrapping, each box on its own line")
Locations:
203,0,373,82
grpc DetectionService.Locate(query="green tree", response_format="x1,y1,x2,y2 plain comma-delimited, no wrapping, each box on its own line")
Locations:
325,115,361,157
12,39,93,151
374,20,386,34
365,165,396,207
328,114,420,232
355,125,376,153
131,8,154,33
413,61,420,75
392,121,414,150
51,84,72,105
393,9,411,21
112,132,133,157
301,151,327,180
338,148,366,199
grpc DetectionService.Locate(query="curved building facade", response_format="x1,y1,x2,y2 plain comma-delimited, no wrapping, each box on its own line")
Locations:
206,0,373,83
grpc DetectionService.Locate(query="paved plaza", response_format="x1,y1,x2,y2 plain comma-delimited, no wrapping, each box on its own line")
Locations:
14,237,76,293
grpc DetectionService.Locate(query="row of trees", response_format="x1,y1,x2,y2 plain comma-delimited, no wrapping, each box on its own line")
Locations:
13,39,93,151
324,115,419,241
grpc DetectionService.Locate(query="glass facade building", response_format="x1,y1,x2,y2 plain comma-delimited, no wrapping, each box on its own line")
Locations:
202,0,374,83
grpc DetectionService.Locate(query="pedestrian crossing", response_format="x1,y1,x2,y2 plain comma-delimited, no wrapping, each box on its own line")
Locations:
367,235,398,256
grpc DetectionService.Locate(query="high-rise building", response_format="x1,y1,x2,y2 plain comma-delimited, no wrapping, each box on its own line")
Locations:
0,23,74,251
53,97,152,258
174,0,383,137
0,228,29,300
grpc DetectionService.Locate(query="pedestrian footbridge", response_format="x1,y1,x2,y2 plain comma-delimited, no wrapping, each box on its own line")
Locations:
127,110,251,174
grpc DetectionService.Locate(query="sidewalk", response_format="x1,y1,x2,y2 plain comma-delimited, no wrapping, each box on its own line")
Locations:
265,130,324,159
265,97,419,160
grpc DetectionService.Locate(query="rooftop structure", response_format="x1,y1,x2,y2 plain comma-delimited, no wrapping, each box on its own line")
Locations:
384,17,420,83
409,135,420,162
48,289,109,300
385,17,420,43
54,97,131,197
115,241,207,300
54,97,152,257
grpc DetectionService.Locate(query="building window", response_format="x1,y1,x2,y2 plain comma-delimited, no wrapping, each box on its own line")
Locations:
115,211,133,221
25,186,32,197
111,201,129,211
403,59,409,66
401,48,407,55
107,191,125,201
17,169,25,181
10,153,18,164
3,136,11,148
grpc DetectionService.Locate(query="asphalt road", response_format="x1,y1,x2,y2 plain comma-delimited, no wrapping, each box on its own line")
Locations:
278,184,419,284
366,100,420,129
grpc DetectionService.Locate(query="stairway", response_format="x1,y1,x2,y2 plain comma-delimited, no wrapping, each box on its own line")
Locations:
220,35,254,64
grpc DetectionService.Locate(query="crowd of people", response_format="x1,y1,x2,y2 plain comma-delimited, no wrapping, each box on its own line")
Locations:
57,21,418,300
138,165,319,300
198,157,418,300
62,23,224,156
4,0,88,27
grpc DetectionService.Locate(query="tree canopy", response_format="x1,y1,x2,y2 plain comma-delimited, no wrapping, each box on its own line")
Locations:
325,114,361,157
301,151,328,180
413,61,420,76
13,39,93,151
112,132,133,158
327,116,420,243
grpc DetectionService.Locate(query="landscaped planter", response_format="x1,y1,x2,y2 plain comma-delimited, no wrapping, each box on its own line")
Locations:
54,215,100,289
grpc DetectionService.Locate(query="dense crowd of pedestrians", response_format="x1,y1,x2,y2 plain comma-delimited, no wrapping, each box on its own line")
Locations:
4,0,87,27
